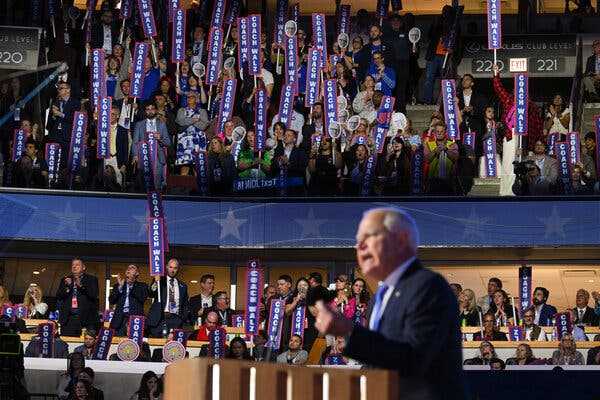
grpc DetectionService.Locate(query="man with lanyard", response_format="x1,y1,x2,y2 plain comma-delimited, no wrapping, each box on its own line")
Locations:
148,258,189,337
56,258,99,337
109,264,149,336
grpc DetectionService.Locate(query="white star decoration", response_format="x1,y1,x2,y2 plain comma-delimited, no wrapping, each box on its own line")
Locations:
133,213,149,238
457,208,491,240
51,202,84,234
213,208,247,241
537,206,573,239
294,208,327,238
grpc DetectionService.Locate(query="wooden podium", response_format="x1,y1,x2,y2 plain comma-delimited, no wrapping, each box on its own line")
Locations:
164,358,399,400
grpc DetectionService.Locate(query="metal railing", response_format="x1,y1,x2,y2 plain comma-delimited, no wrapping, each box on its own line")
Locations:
568,36,584,133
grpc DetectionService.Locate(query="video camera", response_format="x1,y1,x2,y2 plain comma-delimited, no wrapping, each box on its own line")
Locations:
513,160,535,177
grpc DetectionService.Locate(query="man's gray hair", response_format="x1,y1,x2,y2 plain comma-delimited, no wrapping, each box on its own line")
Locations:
363,207,420,251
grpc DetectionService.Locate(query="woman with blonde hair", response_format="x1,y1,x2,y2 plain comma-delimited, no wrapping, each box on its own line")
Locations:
458,289,481,327
0,285,11,306
23,284,49,319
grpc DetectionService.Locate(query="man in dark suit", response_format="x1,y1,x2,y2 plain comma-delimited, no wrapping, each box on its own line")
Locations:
46,81,80,160
109,264,149,336
147,258,189,338
90,9,119,53
457,74,487,155
272,129,308,186
315,207,466,400
532,287,558,326
206,291,235,327
583,39,600,101
573,289,599,326
56,258,99,337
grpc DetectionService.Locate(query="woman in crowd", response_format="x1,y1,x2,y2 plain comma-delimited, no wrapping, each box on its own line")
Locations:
206,137,236,195
551,333,585,365
319,335,360,366
130,371,163,400
329,275,350,314
544,94,570,139
156,77,177,112
237,130,272,179
489,289,518,326
344,143,370,195
76,367,104,400
458,289,481,327
335,62,358,106
105,56,121,99
0,285,11,306
352,75,376,118
68,380,93,400
23,283,48,319
506,344,542,365
383,136,412,195
226,337,252,360
473,312,508,341
344,278,370,326
308,135,343,195
58,352,86,399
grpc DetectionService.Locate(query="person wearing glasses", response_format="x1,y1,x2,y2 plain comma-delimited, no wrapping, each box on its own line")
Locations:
207,291,234,326
367,51,396,97
522,307,547,341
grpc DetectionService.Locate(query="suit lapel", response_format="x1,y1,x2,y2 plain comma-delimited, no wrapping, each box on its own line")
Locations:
376,260,420,331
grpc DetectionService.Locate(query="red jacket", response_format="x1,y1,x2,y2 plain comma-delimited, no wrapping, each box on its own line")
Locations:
492,75,544,151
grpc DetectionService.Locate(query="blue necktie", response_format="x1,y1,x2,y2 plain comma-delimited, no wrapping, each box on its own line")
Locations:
369,284,389,331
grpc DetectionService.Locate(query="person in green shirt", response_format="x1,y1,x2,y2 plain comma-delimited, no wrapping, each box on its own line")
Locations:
237,129,273,179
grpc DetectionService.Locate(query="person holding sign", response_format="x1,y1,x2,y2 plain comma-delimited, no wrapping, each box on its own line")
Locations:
132,102,171,191
424,122,459,193
147,258,189,337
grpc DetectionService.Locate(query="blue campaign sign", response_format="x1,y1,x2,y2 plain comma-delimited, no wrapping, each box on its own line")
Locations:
0,192,599,248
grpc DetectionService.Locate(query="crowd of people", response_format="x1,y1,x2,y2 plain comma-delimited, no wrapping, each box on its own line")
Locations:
1,2,599,196
4,257,600,397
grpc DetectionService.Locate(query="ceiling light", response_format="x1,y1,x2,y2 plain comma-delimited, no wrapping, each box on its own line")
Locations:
111,274,118,278
588,280,595,283
32,271,40,275
190,280,198,284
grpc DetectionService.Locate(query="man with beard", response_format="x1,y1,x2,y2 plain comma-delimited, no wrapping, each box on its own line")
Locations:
132,101,171,190
532,286,558,326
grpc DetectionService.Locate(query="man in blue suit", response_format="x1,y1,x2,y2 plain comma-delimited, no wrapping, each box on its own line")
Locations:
147,258,189,337
533,287,558,326
132,101,171,190
315,207,466,400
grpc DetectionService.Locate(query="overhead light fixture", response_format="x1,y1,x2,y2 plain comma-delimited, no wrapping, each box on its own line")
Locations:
111,274,118,278
588,280,595,283
190,280,198,284
32,271,40,275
